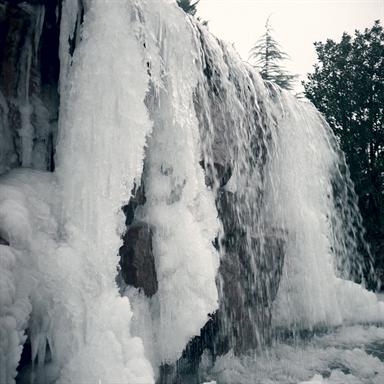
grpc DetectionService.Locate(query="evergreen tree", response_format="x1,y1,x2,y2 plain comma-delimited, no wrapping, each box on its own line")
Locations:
249,17,297,90
177,0,199,16
304,20,384,280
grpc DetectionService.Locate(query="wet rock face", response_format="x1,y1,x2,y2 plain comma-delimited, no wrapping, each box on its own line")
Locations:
122,182,146,226
173,228,285,383
165,25,287,383
216,189,286,351
0,235,10,246
0,0,60,175
373,237,384,289
195,23,284,347
119,181,158,297
219,230,285,353
119,222,158,297
199,160,232,189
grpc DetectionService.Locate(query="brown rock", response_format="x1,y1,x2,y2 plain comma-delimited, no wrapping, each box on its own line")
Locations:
119,222,158,297
0,235,10,246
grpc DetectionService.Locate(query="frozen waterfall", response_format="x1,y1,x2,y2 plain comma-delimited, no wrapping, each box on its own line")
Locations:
0,1,383,383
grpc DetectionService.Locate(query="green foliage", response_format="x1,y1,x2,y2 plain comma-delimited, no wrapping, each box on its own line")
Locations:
249,17,297,90
177,0,199,16
304,20,384,274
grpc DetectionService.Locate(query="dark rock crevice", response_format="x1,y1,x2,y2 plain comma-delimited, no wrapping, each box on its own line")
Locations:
119,179,158,298
0,0,61,175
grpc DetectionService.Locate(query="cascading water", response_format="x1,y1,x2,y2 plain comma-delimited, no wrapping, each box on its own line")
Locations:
0,1,383,384
268,95,381,331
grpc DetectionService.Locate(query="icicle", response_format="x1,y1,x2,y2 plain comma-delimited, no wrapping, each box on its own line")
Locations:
34,6,45,59
0,91,12,175
59,0,81,100
18,41,33,168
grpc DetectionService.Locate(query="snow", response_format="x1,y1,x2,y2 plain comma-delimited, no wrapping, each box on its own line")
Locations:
204,325,384,384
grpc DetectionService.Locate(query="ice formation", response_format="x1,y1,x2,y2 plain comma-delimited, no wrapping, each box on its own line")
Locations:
0,170,59,383
267,95,383,330
118,1,220,368
0,0,384,383
206,325,384,384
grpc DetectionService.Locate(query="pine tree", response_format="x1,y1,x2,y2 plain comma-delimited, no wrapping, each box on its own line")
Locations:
177,0,199,16
249,17,296,90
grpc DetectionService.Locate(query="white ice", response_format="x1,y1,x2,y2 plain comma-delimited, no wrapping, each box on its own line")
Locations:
132,0,219,366
205,325,384,384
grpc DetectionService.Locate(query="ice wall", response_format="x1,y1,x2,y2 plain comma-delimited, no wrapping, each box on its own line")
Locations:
139,1,219,364
116,0,220,370
43,0,219,381
54,0,155,382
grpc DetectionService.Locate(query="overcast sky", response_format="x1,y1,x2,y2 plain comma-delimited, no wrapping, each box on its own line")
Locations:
197,0,383,92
